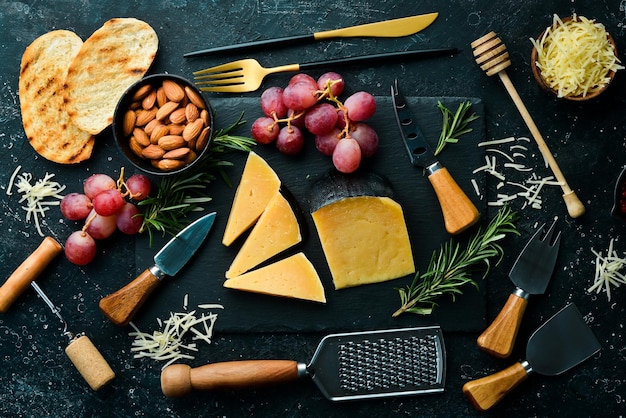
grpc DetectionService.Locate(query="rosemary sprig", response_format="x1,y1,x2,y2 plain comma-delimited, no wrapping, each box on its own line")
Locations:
393,206,519,317
138,113,255,245
433,100,480,156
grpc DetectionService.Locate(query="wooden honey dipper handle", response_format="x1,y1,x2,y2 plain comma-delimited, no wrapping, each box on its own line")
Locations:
471,32,585,218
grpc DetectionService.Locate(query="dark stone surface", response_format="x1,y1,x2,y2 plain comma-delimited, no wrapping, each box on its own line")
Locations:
1,1,625,416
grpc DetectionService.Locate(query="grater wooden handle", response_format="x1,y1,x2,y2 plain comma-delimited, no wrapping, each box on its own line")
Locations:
161,360,301,397
477,292,528,358
463,361,529,411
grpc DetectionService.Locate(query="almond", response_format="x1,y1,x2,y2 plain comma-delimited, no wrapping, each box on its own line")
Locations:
132,127,151,147
155,158,186,171
123,110,136,136
142,89,157,110
150,123,169,144
142,144,165,159
156,101,180,121
144,118,161,136
184,86,206,109
135,108,158,126
156,86,168,107
195,126,211,152
200,109,210,126
185,103,199,122
129,136,146,159
131,84,153,101
163,147,191,160
158,134,185,151
169,108,187,125
162,79,185,102
169,124,185,136
182,118,204,142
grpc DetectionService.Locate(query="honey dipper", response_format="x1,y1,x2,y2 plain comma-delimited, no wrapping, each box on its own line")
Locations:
0,237,115,390
471,32,585,218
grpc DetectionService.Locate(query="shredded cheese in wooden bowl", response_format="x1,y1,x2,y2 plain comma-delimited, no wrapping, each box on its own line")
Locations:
530,14,623,100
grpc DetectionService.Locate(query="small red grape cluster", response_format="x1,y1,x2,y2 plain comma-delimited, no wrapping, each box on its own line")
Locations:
60,171,152,265
251,72,379,173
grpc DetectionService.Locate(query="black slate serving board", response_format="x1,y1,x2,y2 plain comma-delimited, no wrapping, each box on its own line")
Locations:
133,96,486,333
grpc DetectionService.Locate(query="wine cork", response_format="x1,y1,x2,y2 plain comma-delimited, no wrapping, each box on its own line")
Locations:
0,237,62,312
65,335,116,390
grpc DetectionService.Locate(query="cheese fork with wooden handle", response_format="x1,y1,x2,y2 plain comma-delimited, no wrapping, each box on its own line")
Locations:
478,220,561,357
184,12,438,57
161,326,446,401
470,32,585,218
464,303,600,411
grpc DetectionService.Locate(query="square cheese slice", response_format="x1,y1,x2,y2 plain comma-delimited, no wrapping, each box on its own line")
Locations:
312,196,415,289
223,252,326,303
222,152,280,246
225,192,302,278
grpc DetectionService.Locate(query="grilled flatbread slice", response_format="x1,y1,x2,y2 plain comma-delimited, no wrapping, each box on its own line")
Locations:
19,30,95,164
64,18,159,135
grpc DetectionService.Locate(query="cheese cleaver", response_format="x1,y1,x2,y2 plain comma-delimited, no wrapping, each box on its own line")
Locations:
463,303,601,411
99,212,216,326
391,80,480,235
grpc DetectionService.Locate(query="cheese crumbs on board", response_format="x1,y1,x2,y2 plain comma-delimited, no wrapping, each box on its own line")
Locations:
6,165,65,236
531,14,624,98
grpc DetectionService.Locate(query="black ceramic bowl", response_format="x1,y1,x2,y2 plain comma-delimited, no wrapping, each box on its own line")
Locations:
113,73,214,176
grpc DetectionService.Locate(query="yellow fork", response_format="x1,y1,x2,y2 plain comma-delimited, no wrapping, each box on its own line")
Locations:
193,48,459,93
194,59,300,93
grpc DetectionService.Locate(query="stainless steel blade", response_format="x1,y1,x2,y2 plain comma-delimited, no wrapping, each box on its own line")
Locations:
526,303,600,376
391,80,438,169
154,212,216,276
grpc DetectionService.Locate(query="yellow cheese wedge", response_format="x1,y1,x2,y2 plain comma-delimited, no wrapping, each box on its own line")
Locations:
224,252,326,303
312,196,415,289
222,152,281,246
225,192,302,278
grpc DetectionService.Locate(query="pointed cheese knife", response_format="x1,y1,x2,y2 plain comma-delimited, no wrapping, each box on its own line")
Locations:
184,12,438,57
99,212,216,326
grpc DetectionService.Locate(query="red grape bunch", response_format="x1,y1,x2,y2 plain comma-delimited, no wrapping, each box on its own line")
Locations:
250,72,379,173
60,170,152,265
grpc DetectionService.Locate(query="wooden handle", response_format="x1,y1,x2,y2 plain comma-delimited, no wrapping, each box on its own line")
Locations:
427,167,480,235
65,335,116,390
497,71,585,218
477,293,528,358
98,269,161,326
0,237,62,312
463,362,529,411
161,360,301,397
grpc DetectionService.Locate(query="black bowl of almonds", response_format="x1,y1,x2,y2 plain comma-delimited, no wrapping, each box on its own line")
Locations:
113,73,214,175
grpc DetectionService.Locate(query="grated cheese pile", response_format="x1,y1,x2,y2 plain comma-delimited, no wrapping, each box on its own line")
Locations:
587,238,626,302
471,136,562,209
129,301,224,369
531,14,624,98
6,165,66,237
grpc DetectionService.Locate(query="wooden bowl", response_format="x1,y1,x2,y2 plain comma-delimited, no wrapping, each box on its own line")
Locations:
530,16,619,101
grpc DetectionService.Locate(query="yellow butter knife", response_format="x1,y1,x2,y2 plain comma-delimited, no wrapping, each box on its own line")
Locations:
185,12,438,57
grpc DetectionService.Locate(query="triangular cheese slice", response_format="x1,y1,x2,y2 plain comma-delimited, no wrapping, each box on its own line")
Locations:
226,192,302,278
222,152,281,246
224,253,326,303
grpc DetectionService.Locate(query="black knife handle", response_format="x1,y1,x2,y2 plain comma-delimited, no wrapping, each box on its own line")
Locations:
184,34,314,57
300,48,458,71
